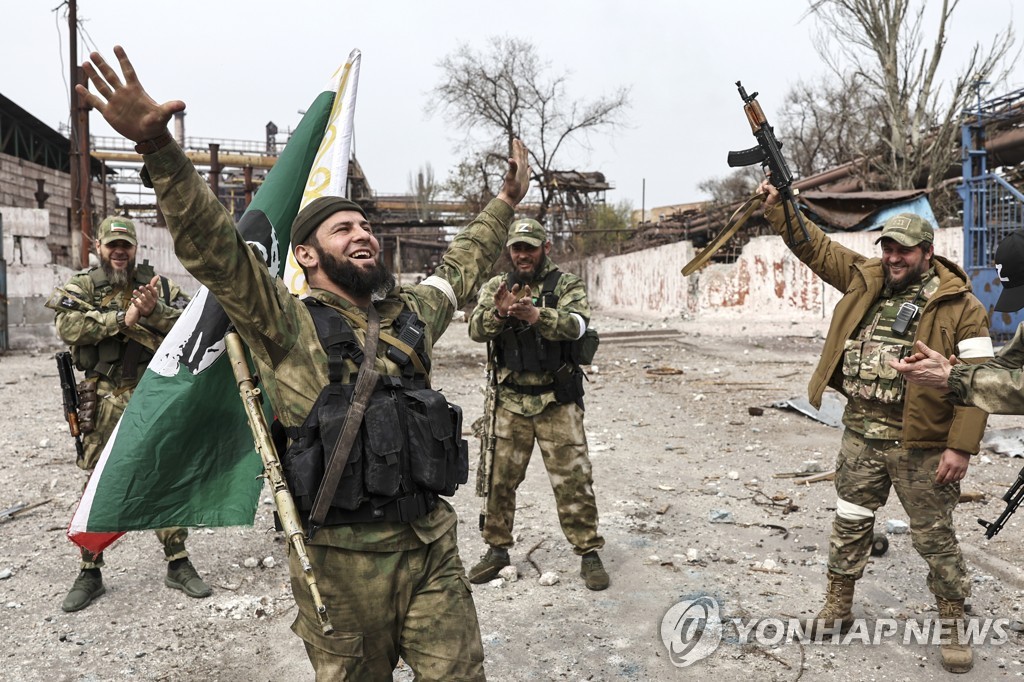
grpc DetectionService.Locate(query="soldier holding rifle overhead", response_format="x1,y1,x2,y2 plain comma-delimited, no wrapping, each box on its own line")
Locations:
759,176,993,674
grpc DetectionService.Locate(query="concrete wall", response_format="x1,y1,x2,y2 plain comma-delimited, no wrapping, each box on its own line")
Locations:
581,227,966,325
1,206,199,352
0,152,109,268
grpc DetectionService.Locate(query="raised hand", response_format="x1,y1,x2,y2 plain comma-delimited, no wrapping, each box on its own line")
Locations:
76,45,185,144
124,275,161,327
497,139,531,208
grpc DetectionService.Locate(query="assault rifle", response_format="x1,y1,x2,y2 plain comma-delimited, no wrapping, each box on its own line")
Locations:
475,341,499,530
223,329,333,635
727,81,810,246
55,351,85,463
978,463,1024,539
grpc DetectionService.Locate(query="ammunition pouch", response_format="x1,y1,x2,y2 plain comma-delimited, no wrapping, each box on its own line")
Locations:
76,378,98,435
495,324,563,374
283,379,468,521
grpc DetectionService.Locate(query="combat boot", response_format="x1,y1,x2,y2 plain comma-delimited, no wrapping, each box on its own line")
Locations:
61,568,105,612
165,558,212,598
808,571,855,638
580,551,609,591
937,596,973,673
468,547,510,584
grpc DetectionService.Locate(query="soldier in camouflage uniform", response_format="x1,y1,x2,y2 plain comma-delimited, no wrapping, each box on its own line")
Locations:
894,229,1024,414
467,219,608,591
78,46,532,680
50,215,211,612
760,180,993,673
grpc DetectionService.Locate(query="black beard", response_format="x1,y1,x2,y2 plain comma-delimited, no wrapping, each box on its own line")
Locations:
101,259,135,289
883,261,927,294
319,250,394,299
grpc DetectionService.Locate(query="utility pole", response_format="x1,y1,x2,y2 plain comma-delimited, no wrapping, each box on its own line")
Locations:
68,0,93,268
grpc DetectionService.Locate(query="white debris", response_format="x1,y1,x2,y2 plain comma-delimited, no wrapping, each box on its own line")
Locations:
0,568,11,580
498,565,518,582
886,520,909,535
693,394,706,402
538,572,560,586
760,559,777,571
798,460,823,473
726,471,739,480
261,556,276,569
686,548,699,563
242,557,260,569
208,596,275,620
38,438,51,449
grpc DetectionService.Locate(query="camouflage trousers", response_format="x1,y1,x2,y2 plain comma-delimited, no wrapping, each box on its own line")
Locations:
77,378,189,569
482,402,604,555
828,429,969,599
288,524,485,681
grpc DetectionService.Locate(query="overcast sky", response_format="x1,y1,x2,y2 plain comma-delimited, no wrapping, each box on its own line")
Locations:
4,1,1021,213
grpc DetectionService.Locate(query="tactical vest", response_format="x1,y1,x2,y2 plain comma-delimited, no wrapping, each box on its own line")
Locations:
72,264,170,382
493,270,595,406
840,273,939,408
282,299,469,525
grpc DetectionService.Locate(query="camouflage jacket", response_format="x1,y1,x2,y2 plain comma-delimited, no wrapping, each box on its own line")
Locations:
144,143,514,550
765,202,992,453
948,323,1024,414
53,266,188,388
468,258,591,417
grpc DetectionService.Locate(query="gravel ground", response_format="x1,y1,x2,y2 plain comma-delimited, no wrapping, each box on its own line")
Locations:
3,310,1024,681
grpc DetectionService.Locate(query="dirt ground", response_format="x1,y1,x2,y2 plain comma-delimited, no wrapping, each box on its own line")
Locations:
3,310,1024,681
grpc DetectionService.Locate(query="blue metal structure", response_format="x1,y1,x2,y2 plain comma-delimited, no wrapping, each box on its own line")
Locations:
959,85,1024,336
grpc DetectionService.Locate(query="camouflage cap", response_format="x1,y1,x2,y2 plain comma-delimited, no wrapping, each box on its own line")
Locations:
507,218,547,247
994,229,1024,312
96,216,138,246
874,213,934,247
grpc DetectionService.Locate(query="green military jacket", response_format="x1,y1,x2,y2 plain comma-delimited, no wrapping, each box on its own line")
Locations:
54,266,188,388
144,143,514,550
949,323,1024,413
468,258,591,417
765,202,992,453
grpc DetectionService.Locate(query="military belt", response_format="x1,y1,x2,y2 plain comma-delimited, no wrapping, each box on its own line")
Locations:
302,491,438,526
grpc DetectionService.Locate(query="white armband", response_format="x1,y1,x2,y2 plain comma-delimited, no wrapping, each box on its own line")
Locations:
957,336,995,359
421,276,458,309
569,313,587,340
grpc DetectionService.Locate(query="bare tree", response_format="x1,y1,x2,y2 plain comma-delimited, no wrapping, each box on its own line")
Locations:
805,0,1016,190
779,74,881,179
407,163,438,221
428,36,630,221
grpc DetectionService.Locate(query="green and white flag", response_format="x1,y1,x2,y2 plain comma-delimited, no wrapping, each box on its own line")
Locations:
69,50,362,554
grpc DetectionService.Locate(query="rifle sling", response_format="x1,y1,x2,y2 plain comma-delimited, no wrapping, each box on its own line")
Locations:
681,192,765,276
308,305,382,538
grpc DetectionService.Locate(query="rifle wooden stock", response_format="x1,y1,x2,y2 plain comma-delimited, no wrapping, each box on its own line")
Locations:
223,331,334,635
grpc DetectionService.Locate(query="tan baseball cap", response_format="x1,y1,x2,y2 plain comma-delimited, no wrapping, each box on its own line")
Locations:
97,216,138,246
874,213,934,247
507,218,547,247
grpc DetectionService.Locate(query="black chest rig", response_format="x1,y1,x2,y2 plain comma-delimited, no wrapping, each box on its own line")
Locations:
494,269,589,407
495,270,573,374
73,265,171,382
282,299,469,525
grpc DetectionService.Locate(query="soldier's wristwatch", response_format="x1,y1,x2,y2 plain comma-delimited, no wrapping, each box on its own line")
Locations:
115,310,128,330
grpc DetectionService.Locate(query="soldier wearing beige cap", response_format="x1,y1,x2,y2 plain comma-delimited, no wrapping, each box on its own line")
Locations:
759,179,993,673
